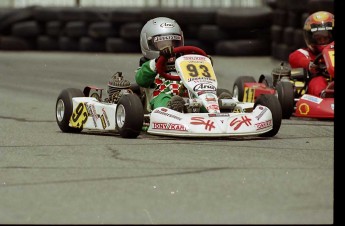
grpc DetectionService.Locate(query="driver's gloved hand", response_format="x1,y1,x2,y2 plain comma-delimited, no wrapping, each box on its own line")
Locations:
159,46,175,59
308,61,320,75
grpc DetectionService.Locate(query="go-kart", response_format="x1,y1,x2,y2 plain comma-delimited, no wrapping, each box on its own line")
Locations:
55,46,282,138
232,42,334,120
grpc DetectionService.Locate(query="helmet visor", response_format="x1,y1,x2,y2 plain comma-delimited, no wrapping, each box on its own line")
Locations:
148,34,183,51
306,30,333,46
313,30,333,45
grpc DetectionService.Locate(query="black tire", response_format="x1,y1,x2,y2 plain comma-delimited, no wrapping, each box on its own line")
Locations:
56,88,84,133
258,74,274,88
276,81,294,119
105,37,140,53
115,94,144,138
119,22,142,41
254,94,282,137
216,6,272,29
37,36,59,51
11,20,42,38
232,76,256,102
88,21,119,39
215,39,271,56
217,88,232,97
79,37,106,52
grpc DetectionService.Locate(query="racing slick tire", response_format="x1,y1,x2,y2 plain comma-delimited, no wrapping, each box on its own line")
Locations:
217,88,232,97
276,81,294,119
115,93,144,138
56,88,84,133
258,74,274,88
254,94,282,137
232,76,256,102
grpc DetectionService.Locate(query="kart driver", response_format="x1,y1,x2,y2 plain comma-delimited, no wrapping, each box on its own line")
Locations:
135,17,187,112
135,17,230,113
288,11,334,97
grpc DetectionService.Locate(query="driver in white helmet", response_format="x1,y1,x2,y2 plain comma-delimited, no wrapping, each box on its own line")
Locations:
135,17,186,112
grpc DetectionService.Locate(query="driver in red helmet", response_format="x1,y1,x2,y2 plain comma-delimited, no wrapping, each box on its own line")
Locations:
289,11,334,97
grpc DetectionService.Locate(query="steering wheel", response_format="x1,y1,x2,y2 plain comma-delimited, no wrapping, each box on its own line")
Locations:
156,46,207,81
313,52,329,78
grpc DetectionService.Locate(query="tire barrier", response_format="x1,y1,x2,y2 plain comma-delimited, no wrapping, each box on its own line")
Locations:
0,0,334,59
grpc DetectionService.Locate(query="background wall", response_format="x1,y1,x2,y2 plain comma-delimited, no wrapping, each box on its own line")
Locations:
0,0,334,61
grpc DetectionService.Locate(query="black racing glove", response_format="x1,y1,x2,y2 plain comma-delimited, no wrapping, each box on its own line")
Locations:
159,46,175,59
308,61,320,75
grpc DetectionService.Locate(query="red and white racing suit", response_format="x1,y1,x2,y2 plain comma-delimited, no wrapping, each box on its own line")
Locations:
289,48,328,97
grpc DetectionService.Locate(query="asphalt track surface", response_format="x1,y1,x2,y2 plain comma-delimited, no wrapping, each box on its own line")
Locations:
0,51,334,224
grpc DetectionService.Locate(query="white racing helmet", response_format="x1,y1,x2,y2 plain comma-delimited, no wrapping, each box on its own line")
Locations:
140,17,184,59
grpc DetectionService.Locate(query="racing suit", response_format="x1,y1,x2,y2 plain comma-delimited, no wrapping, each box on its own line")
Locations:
289,48,328,97
135,59,184,110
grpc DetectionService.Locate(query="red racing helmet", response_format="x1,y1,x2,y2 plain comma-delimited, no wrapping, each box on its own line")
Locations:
303,11,334,53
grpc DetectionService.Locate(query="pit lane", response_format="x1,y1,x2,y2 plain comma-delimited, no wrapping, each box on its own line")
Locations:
0,52,334,224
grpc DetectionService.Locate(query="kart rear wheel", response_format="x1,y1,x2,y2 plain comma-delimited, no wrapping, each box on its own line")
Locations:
258,74,274,88
115,93,144,138
276,81,294,119
56,88,84,133
254,94,282,137
233,76,256,102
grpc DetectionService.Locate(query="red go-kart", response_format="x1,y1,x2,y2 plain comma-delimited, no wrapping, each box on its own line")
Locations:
232,42,334,120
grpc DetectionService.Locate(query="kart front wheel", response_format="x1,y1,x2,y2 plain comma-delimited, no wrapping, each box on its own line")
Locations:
276,81,294,119
254,94,282,137
56,88,84,133
217,88,232,97
115,93,144,138
233,76,256,102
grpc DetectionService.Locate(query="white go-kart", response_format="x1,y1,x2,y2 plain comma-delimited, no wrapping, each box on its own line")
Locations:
55,46,282,138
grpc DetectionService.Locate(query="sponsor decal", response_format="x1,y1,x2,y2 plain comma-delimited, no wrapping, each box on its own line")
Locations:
187,77,215,82
100,115,106,129
70,102,88,128
154,109,182,121
230,116,252,130
193,83,217,92
255,107,268,120
206,104,220,111
208,113,230,117
298,103,310,115
86,103,98,127
154,35,180,42
255,120,272,130
160,22,175,28
99,108,110,129
190,116,215,131
102,108,110,126
153,122,187,131
301,94,322,104
183,56,206,61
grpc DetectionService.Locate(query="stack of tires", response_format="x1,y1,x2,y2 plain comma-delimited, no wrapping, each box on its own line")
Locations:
0,5,273,56
267,0,334,61
0,1,333,57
